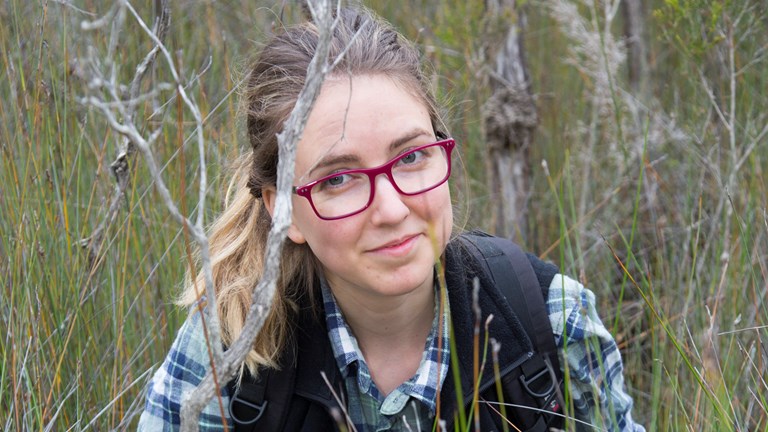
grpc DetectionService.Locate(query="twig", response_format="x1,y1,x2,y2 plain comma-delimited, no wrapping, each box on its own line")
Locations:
178,1,340,430
78,0,171,270
52,0,97,16
321,371,358,432
79,2,118,30
76,1,227,424
122,1,207,227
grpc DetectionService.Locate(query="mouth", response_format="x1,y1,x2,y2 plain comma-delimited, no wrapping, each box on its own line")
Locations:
369,234,420,255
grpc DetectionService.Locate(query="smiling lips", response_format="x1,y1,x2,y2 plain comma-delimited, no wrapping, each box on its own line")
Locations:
369,234,420,256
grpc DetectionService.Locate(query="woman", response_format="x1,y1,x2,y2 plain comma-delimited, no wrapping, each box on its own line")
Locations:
139,7,643,432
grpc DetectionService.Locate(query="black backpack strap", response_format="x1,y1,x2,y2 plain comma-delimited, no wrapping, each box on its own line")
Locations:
228,371,269,426
227,362,296,431
458,231,564,429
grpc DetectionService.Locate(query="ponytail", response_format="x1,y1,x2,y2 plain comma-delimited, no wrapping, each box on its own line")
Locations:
178,153,317,373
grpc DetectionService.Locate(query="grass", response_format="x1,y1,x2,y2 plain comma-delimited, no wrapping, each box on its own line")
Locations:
1,0,766,430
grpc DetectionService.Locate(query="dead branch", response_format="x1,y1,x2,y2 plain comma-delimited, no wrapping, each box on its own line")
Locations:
77,0,228,423
178,0,339,430
77,1,345,428
84,0,228,403
77,0,170,269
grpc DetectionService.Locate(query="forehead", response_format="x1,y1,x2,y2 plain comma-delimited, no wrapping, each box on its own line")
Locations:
295,75,433,173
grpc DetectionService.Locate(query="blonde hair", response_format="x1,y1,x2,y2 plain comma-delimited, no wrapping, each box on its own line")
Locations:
179,7,446,374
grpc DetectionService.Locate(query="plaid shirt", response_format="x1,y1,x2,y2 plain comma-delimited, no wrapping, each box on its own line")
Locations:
320,279,450,431
139,308,232,431
550,275,644,432
138,273,644,431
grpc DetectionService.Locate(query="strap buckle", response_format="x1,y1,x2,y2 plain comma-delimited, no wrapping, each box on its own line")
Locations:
229,393,268,425
519,355,557,402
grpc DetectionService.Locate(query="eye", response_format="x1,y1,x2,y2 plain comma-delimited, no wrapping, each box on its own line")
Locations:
315,171,367,194
401,152,417,164
321,173,349,188
397,149,424,165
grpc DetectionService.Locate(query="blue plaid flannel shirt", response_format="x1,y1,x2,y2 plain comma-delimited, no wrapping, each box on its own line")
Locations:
320,279,450,431
138,274,644,431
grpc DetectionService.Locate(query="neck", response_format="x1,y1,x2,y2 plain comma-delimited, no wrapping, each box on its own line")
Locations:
332,282,435,345
326,277,436,395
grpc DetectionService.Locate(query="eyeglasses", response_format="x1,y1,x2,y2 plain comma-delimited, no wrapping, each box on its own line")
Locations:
293,139,455,220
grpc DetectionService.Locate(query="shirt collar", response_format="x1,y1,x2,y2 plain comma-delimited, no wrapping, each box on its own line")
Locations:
320,275,450,413
320,277,363,377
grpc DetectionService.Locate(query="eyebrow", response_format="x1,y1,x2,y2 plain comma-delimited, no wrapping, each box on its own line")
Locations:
306,128,434,179
388,129,434,152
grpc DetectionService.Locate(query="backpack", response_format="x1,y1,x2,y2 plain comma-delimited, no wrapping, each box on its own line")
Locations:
458,231,564,431
227,231,564,431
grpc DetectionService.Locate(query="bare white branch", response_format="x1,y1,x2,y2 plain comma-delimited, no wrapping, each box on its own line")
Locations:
178,1,340,430
78,2,229,420
53,0,97,17
77,1,231,424
78,0,171,265
123,1,208,227
80,2,118,30
118,13,218,347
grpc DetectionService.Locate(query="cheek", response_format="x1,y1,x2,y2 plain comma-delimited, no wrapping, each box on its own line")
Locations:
421,184,453,222
292,203,361,252
287,198,319,244
436,187,454,241
412,185,453,243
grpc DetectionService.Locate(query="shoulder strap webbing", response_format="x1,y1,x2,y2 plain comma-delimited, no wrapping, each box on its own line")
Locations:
458,231,564,428
459,232,557,361
228,361,295,431
228,372,268,426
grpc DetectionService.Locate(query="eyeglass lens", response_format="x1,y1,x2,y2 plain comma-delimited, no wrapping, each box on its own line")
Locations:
310,143,449,219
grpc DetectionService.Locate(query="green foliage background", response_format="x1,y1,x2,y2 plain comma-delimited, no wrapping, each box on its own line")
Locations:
1,0,765,430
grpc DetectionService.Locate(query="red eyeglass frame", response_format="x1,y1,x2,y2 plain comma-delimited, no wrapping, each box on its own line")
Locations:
292,138,456,220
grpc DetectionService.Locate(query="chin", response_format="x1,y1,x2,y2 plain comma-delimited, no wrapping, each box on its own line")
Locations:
390,258,436,295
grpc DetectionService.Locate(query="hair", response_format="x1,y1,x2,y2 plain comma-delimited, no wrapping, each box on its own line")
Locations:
178,6,447,374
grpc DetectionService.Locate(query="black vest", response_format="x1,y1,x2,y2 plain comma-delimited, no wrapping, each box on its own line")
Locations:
228,234,562,431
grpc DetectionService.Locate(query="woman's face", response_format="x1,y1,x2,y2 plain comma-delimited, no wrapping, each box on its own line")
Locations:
277,75,453,302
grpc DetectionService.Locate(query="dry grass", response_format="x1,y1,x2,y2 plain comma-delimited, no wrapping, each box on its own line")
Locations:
1,0,766,430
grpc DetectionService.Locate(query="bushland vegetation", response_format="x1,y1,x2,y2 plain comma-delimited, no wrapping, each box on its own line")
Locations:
1,0,765,430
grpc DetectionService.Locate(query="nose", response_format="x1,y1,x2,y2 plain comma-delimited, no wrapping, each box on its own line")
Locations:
369,173,410,225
